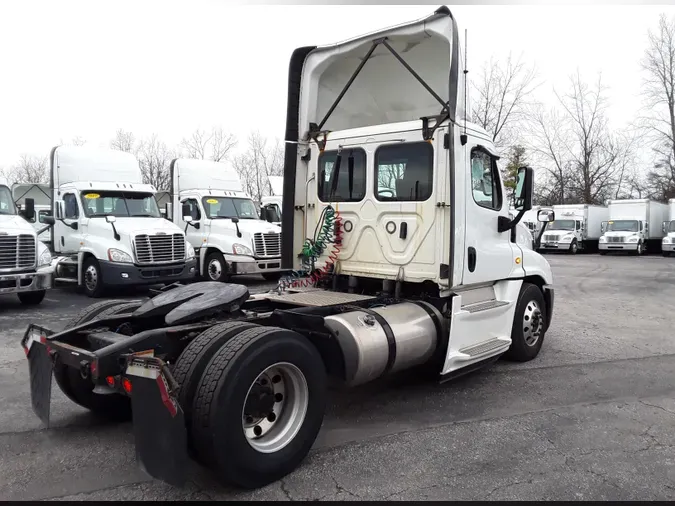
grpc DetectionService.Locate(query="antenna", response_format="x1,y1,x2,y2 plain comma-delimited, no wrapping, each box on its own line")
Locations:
461,28,468,146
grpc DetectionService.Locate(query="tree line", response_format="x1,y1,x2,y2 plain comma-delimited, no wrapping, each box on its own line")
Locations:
3,13,675,207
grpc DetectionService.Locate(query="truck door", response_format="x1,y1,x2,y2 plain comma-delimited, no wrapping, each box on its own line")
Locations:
54,192,83,254
461,142,520,286
179,196,206,251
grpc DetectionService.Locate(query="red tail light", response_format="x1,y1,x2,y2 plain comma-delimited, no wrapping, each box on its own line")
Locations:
122,377,132,394
106,376,115,387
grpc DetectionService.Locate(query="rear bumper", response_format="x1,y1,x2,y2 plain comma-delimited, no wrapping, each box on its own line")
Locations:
223,254,283,275
100,258,197,286
0,265,53,295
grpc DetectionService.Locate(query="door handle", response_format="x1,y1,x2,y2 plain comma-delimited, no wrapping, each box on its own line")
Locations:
468,247,476,272
399,222,408,239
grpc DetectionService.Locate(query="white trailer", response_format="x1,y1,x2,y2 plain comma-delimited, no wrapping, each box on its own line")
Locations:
49,146,197,297
0,177,54,305
168,158,285,282
539,204,609,254
22,6,555,492
599,199,669,255
12,183,52,246
661,198,675,256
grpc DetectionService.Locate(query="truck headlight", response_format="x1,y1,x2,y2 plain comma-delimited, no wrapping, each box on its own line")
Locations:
186,242,195,259
561,234,574,241
38,248,52,267
628,236,639,243
108,248,134,263
664,237,670,244
599,236,606,242
232,243,253,256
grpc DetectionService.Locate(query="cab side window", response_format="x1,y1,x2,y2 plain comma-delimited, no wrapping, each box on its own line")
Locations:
182,198,201,221
63,193,79,219
470,148,502,211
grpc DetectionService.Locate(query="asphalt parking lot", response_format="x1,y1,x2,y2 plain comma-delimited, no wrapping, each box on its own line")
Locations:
1,255,674,501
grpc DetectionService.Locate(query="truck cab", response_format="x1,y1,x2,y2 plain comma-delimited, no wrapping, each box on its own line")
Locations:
662,198,675,257
50,146,197,297
12,183,53,248
168,158,284,282
260,176,284,226
599,199,668,255
0,176,54,305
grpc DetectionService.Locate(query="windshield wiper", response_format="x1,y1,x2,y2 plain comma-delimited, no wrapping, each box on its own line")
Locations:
131,214,156,217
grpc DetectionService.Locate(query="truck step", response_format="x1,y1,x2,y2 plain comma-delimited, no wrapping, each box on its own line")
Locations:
462,300,509,313
459,337,510,357
54,277,78,284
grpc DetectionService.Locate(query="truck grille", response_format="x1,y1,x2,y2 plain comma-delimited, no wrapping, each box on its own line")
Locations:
253,232,281,257
607,236,624,243
544,235,560,243
0,234,36,270
134,234,185,264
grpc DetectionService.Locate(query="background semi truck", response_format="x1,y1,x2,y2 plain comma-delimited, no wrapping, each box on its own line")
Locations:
0,176,54,305
662,198,675,256
599,199,668,255
49,145,197,297
21,5,555,492
12,183,53,247
167,158,285,282
260,175,283,225
539,204,609,254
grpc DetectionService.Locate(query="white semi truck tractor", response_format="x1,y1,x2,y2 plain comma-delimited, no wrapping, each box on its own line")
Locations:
599,199,668,255
48,145,197,297
12,183,53,248
21,6,555,492
661,198,675,257
260,175,283,226
539,204,609,254
167,157,285,282
0,176,54,305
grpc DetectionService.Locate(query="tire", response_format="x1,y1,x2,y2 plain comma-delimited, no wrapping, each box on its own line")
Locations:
569,240,578,255
204,251,230,282
53,300,142,420
82,256,105,298
172,320,259,457
262,272,283,282
636,242,644,256
504,283,547,362
191,326,327,489
599,250,607,255
17,290,46,305
664,252,671,257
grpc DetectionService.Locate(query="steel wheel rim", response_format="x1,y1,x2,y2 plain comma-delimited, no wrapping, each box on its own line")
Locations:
85,265,98,292
522,300,543,347
242,362,309,454
208,259,222,280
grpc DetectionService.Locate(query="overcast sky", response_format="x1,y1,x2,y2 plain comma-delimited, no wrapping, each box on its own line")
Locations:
1,1,674,171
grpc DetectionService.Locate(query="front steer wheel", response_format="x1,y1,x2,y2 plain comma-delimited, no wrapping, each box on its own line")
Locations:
53,299,144,421
190,326,327,489
82,256,105,298
504,283,547,362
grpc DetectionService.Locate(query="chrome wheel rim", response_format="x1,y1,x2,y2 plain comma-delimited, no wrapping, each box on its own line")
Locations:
208,259,222,280
522,300,543,347
242,362,309,454
84,265,98,292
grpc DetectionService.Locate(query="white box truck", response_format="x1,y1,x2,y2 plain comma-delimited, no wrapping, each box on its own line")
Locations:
661,198,675,257
539,204,609,254
599,199,669,255
0,176,54,305
12,183,52,247
167,158,285,282
48,145,197,297
21,5,555,492
260,175,283,225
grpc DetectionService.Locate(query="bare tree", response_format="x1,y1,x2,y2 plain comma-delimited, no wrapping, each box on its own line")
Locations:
231,131,284,202
136,134,173,191
10,154,49,184
58,136,87,147
181,126,237,162
471,52,539,149
640,13,675,199
110,129,137,153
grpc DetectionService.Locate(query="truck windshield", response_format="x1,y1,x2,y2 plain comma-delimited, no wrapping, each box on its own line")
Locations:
202,196,259,220
548,220,575,231
607,220,638,232
80,191,161,218
0,186,16,215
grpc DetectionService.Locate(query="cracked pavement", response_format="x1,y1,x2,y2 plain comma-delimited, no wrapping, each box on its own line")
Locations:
1,255,674,501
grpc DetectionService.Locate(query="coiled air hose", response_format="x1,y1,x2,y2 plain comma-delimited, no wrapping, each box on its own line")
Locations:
278,205,343,290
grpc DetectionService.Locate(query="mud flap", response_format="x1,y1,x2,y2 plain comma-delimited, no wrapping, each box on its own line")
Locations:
27,342,53,427
22,325,55,427
126,356,189,487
